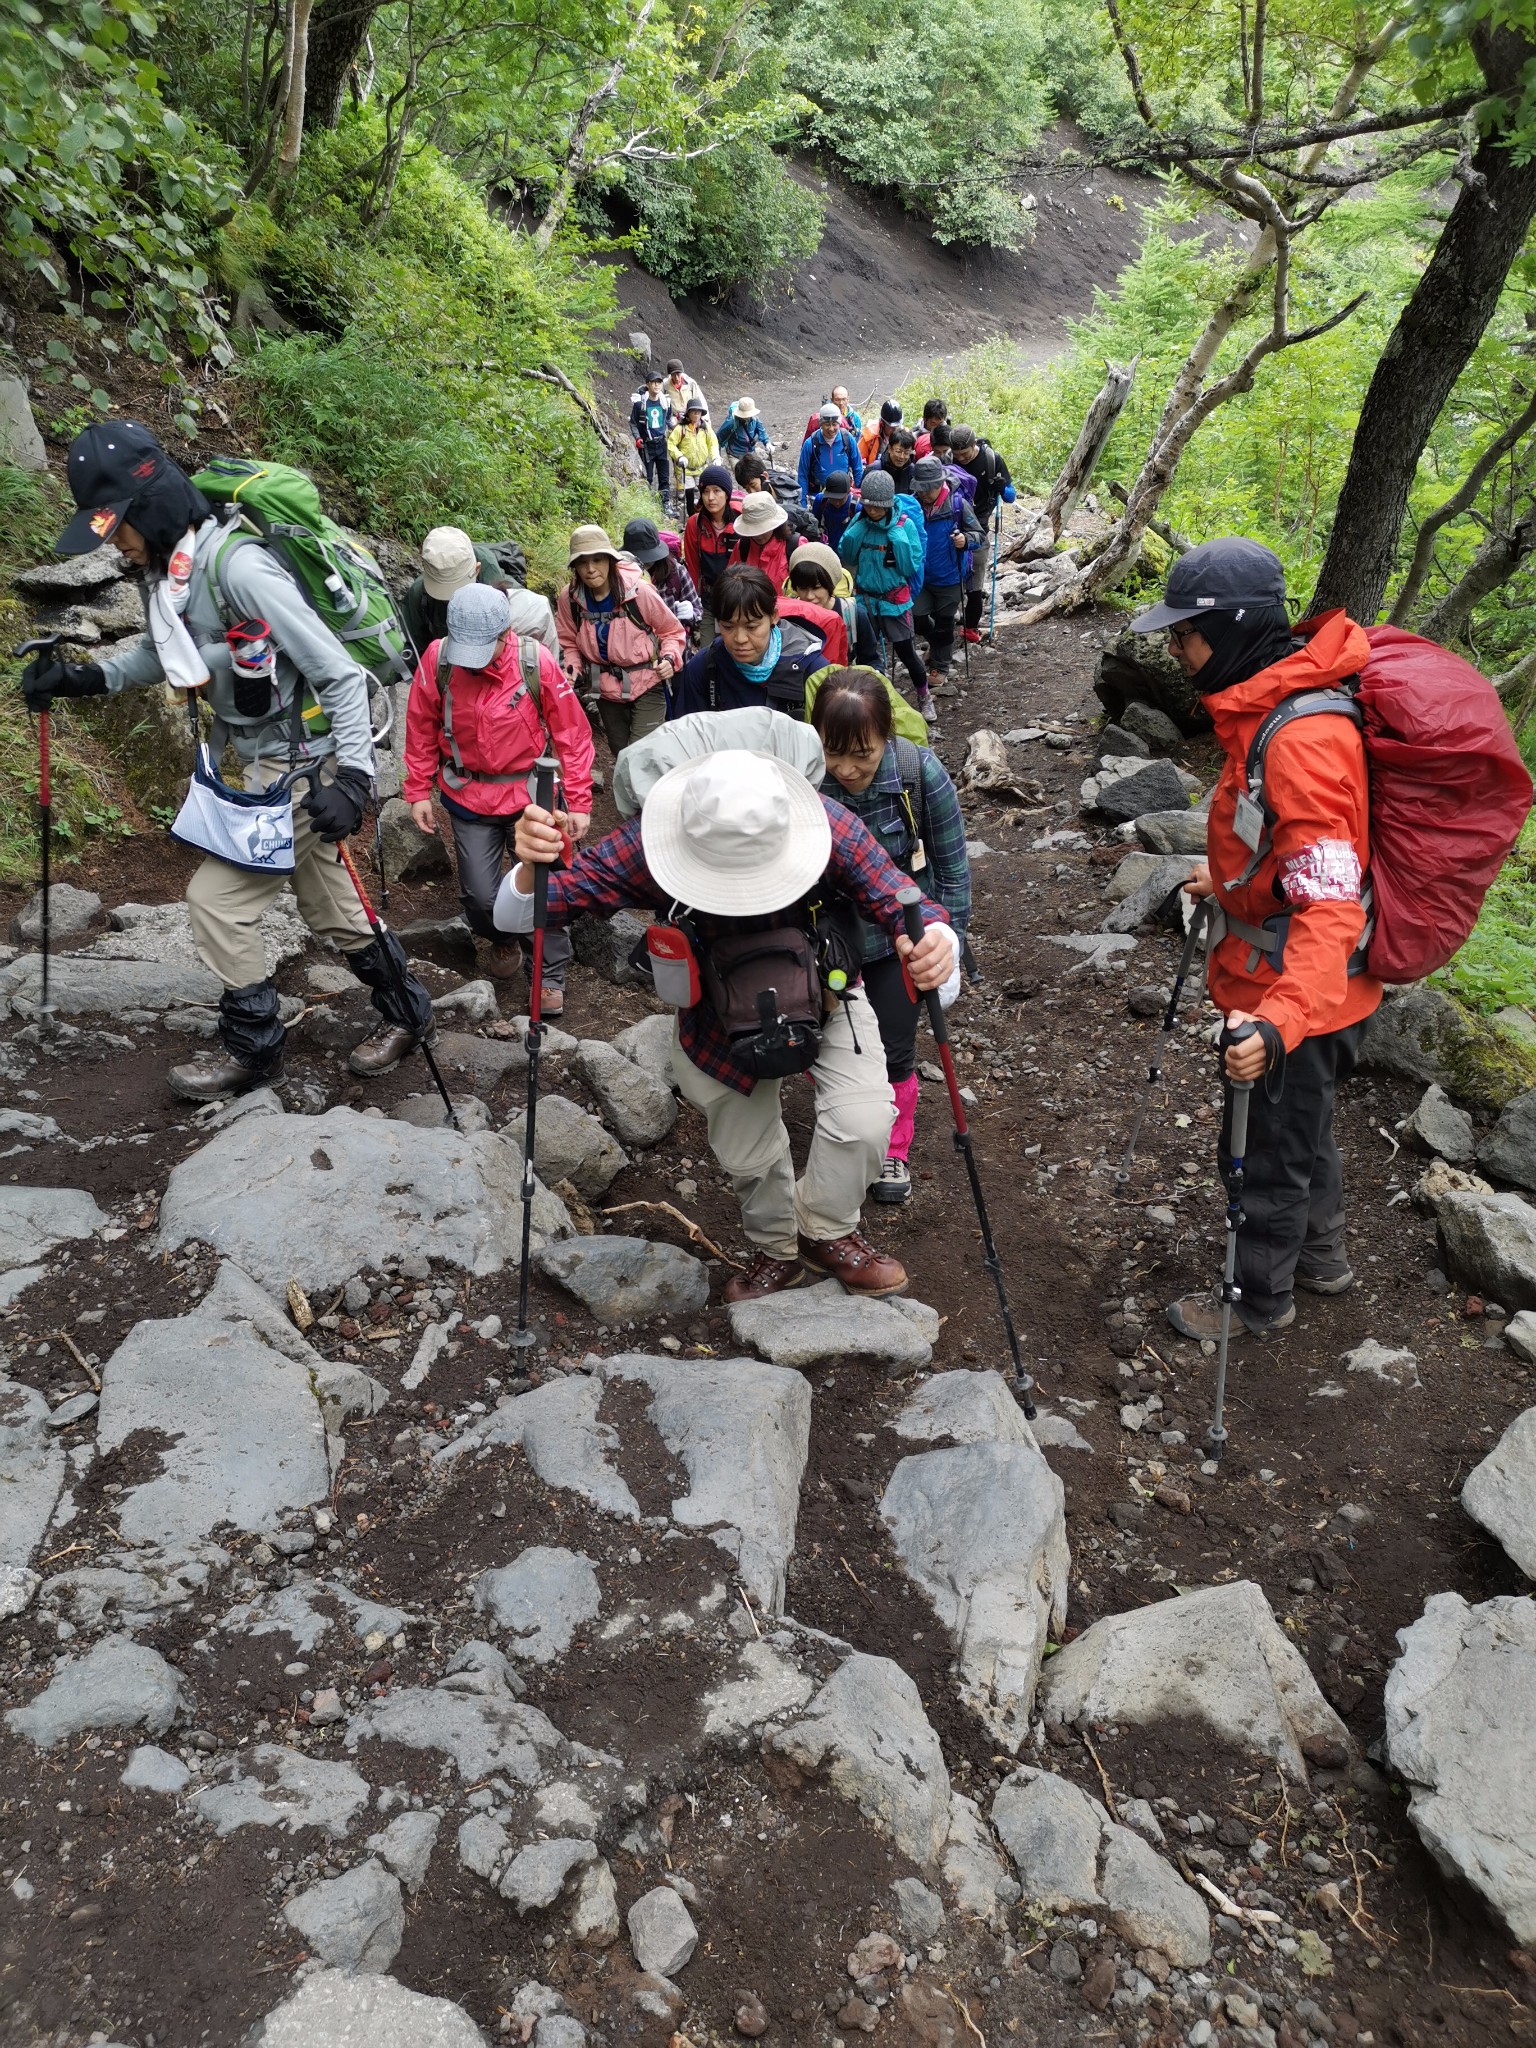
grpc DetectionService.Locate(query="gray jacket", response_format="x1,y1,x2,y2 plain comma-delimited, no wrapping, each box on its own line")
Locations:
97,517,374,776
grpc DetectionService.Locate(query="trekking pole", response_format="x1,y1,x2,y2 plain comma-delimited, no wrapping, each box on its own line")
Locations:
332,836,458,1130
16,635,64,1033
1208,1020,1258,1466
1115,895,1211,1185
898,886,1036,1417
987,507,1002,644
513,756,561,1351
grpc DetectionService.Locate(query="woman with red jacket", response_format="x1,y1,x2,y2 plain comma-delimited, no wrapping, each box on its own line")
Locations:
554,523,687,757
730,495,794,595
1131,538,1382,1343
404,582,595,1013
683,463,737,641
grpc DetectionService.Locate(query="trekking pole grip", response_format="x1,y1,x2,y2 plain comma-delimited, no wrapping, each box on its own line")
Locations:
897,884,948,1044
1219,1021,1259,1158
530,756,559,931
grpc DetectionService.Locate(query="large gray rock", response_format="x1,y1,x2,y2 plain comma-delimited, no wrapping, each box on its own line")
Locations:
727,1278,940,1371
1104,850,1172,902
366,1808,442,1892
1039,1581,1348,1780
6,1634,185,1749
0,372,46,469
570,1856,621,1948
1101,854,1196,935
380,795,452,882
1363,985,1536,1113
436,1372,640,1520
9,883,101,946
1121,700,1186,753
895,1370,1038,1450
191,1745,371,1838
575,1040,677,1147
571,909,652,985
773,1652,950,1869
701,1638,816,1739
1480,1090,1536,1192
346,1658,571,1785
1094,629,1207,736
246,1969,487,2046
0,1378,64,1570
534,1236,708,1322
1462,1408,1536,1578
882,1441,1068,1745
1134,807,1208,855
628,1884,698,1975
283,1859,404,1972
605,1353,811,1612
14,546,125,596
991,1766,1210,1965
501,1837,599,1914
505,1095,629,1199
1,950,224,1017
1433,1187,1536,1311
612,1011,676,1088
943,1791,1021,1928
199,1258,388,1428
1384,1593,1536,1948
64,575,146,640
158,1107,570,1290
1089,759,1195,824
95,897,310,977
122,1744,192,1795
0,1186,105,1269
96,1312,331,1548
475,1547,602,1663
1408,1084,1476,1167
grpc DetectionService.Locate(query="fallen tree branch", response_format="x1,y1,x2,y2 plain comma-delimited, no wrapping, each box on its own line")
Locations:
601,1200,745,1269
1106,480,1191,553
520,363,614,449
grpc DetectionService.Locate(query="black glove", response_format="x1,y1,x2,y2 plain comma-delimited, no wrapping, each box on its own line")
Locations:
22,654,106,714
302,764,370,843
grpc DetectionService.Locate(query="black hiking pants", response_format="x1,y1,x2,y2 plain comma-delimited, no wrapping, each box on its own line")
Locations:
878,610,928,693
860,951,920,1084
913,583,962,676
640,439,669,494
1220,1018,1366,1322
450,808,572,987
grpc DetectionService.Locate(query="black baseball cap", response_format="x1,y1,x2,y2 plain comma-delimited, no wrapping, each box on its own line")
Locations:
1130,536,1287,634
821,470,851,499
622,517,670,566
56,419,168,554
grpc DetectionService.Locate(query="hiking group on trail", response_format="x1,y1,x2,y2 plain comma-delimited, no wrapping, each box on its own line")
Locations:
16,397,1531,1379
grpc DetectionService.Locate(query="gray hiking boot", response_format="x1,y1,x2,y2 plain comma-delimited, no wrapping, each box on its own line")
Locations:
1295,1259,1355,1295
1166,1288,1295,1342
349,1022,435,1077
168,1050,281,1102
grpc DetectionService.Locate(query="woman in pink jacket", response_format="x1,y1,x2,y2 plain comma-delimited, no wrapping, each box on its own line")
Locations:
404,581,594,1013
554,523,687,757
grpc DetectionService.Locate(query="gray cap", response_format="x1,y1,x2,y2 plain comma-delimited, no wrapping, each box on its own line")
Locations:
911,455,945,491
860,469,895,508
1129,536,1287,634
445,581,512,668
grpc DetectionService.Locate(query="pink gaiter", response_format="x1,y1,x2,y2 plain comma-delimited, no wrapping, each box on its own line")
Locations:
888,1071,919,1161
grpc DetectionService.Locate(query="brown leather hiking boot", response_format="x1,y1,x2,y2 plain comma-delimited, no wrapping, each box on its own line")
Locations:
724,1252,805,1304
167,1050,281,1102
348,1022,435,1077
1166,1289,1295,1341
798,1230,907,1298
482,941,521,982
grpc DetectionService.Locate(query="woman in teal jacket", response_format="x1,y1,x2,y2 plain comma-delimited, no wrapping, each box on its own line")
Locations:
837,470,932,717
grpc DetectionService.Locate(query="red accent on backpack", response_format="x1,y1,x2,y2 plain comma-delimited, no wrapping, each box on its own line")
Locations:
776,595,849,666
659,528,684,563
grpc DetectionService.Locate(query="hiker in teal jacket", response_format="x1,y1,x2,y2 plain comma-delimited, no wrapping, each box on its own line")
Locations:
837,469,932,717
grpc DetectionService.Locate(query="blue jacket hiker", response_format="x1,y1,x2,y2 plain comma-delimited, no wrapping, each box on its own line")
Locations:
799,410,864,505
631,380,672,496
836,470,933,716
910,454,983,683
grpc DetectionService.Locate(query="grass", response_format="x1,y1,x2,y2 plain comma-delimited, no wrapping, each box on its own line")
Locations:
1436,812,1536,1018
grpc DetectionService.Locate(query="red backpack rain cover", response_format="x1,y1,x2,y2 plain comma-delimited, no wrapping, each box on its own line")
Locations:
1353,623,1532,982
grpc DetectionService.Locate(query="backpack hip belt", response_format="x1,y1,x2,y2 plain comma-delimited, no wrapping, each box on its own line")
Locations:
437,638,545,789
1206,892,1374,979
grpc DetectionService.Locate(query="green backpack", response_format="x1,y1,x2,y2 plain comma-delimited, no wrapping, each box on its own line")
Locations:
191,456,411,692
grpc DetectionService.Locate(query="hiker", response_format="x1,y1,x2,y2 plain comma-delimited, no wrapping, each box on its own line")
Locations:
631,370,672,499
798,403,863,506
403,583,591,1014
734,450,773,500
668,564,832,718
910,455,982,691
875,426,918,489
812,469,859,552
668,398,719,518
784,543,881,667
832,386,862,435
859,400,902,466
810,667,970,1204
928,422,953,464
718,397,772,464
838,469,932,716
22,420,435,1098
554,523,687,757
1130,538,1382,1341
400,526,557,661
495,745,961,1300
623,517,701,643
683,464,738,642
948,424,1015,642
731,495,797,594
663,358,709,426
914,399,948,458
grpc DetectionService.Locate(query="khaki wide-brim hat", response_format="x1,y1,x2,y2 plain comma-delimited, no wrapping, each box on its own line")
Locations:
640,750,831,916
568,523,621,565
734,497,788,539
734,397,760,418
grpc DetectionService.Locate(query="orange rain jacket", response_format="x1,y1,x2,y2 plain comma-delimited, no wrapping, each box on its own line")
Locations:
1203,609,1383,1052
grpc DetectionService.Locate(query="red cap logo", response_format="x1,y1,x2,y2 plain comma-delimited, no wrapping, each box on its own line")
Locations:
132,457,156,479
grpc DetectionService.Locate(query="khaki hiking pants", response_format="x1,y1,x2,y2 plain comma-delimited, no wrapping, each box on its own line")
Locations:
672,986,895,1258
186,757,372,990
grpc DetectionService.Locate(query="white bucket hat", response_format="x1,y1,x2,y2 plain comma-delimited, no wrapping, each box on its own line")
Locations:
734,396,760,418
734,496,788,539
640,751,831,916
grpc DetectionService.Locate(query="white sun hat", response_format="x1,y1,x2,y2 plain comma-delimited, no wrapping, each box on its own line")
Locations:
640,750,831,916
734,396,760,417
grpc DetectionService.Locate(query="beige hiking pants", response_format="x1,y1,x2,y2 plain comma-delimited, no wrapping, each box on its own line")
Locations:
672,986,895,1257
186,757,372,990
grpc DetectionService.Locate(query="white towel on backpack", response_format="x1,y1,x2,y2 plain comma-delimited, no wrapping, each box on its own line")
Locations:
147,526,211,692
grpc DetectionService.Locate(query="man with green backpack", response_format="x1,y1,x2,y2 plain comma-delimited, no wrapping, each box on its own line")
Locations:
20,420,436,1101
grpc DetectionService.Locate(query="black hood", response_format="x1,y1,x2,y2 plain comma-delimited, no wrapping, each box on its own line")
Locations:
1194,605,1299,694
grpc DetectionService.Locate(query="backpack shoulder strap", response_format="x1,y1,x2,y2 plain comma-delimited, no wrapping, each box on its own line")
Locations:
892,733,929,851
1233,685,1364,885
519,634,543,710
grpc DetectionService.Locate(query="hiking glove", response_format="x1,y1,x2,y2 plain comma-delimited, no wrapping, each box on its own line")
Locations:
21,654,106,713
302,764,370,843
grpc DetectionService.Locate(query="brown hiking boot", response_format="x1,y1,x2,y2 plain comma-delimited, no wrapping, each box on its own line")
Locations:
724,1252,805,1303
482,941,521,982
348,1022,434,1077
167,1050,281,1102
1166,1288,1295,1341
798,1230,907,1298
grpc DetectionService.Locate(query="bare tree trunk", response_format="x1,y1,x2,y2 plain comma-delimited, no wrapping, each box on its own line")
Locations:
1310,24,1536,621
1389,388,1536,623
303,0,383,130
533,7,651,252
275,0,315,181
1419,511,1536,645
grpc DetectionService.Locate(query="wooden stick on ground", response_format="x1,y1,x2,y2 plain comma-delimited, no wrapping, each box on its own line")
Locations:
53,1329,100,1391
601,1201,745,1270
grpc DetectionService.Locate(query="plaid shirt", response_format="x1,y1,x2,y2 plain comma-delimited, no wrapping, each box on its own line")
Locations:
544,794,949,1093
829,742,971,961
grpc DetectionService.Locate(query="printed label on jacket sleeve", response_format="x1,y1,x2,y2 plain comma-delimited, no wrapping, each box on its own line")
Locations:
1280,838,1363,904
